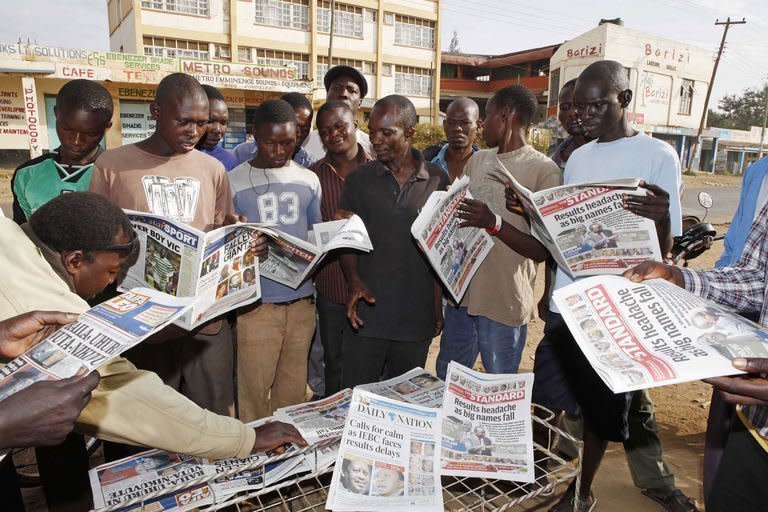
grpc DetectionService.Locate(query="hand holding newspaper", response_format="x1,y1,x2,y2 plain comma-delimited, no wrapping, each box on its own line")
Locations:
492,159,662,278
552,275,768,393
440,362,535,482
123,212,372,329
411,176,494,302
326,388,443,512
0,288,192,403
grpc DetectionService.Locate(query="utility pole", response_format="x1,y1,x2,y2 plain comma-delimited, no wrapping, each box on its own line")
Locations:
687,17,746,172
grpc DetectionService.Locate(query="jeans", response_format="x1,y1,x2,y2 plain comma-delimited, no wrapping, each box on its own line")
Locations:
436,305,527,379
316,293,347,396
342,330,432,388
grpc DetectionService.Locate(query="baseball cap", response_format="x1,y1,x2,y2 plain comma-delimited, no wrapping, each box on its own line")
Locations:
323,65,368,98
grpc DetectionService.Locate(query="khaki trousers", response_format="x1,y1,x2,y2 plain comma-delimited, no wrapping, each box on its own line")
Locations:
237,298,316,422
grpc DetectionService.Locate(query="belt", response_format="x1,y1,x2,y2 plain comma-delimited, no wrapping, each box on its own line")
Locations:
272,296,314,306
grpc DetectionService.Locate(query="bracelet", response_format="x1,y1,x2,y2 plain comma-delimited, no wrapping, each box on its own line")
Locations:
486,214,502,235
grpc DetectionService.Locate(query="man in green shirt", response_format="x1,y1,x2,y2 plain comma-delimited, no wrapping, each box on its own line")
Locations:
12,79,113,224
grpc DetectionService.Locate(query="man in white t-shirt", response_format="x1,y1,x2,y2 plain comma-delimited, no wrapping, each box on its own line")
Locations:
531,60,694,512
302,65,372,162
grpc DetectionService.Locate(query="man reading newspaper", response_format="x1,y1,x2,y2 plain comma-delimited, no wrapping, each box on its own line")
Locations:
0,193,306,508
522,60,686,512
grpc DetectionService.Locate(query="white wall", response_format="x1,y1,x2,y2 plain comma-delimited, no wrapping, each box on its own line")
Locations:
141,0,228,35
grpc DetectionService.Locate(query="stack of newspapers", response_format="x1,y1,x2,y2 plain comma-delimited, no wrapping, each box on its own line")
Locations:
87,365,536,512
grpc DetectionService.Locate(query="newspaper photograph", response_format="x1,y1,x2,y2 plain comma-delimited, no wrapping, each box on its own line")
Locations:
259,215,372,289
326,388,443,512
89,449,212,511
493,160,662,278
440,362,535,482
123,211,262,329
274,388,353,444
411,176,494,303
552,275,768,393
357,367,444,408
0,288,192,402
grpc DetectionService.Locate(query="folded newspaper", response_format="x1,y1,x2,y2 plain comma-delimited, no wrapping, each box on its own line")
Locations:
0,288,192,403
264,214,372,289
440,362,535,482
493,160,662,278
123,212,371,329
357,367,445,408
411,176,494,303
89,419,308,511
552,275,768,393
326,388,444,512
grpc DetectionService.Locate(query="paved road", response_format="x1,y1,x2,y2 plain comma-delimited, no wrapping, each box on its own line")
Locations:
683,186,740,225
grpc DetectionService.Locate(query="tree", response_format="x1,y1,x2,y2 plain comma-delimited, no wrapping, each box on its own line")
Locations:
709,85,768,130
448,30,460,54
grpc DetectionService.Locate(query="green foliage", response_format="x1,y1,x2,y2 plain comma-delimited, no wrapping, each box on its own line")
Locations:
412,123,446,150
710,85,768,130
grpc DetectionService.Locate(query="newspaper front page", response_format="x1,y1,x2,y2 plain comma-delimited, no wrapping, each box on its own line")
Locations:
124,212,262,329
552,275,768,393
89,449,212,511
274,388,352,444
0,289,191,402
326,388,443,512
357,367,444,407
411,176,494,302
440,362,535,482
259,215,372,289
494,161,661,278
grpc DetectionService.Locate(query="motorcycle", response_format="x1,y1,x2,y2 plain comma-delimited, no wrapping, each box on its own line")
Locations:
671,191,724,265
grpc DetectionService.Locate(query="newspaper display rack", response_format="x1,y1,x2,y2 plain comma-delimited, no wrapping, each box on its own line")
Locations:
90,403,582,512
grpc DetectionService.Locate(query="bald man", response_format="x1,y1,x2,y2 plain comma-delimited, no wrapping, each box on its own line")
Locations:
90,72,242,420
431,97,482,183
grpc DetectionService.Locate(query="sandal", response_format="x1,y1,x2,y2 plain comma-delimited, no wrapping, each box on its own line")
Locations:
548,481,597,512
641,487,701,512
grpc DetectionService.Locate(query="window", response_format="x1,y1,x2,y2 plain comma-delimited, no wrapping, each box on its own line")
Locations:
317,2,363,38
254,0,308,29
382,63,392,76
679,79,694,115
394,15,434,49
395,65,432,97
141,0,209,16
213,44,231,60
383,12,393,25
364,9,376,23
143,36,209,59
317,57,373,86
240,47,310,80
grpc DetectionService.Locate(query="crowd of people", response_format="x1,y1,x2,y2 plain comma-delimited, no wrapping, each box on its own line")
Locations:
0,59,765,512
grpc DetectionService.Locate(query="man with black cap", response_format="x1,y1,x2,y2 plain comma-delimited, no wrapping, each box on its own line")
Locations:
303,65,373,162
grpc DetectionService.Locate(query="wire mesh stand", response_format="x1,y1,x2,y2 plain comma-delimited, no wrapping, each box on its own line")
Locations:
92,404,582,512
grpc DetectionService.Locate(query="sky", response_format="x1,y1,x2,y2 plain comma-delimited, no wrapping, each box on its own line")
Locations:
0,0,766,109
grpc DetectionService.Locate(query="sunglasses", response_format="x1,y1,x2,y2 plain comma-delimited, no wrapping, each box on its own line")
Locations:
91,229,140,254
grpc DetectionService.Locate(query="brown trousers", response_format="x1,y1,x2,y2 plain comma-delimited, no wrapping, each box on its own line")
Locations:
236,299,316,422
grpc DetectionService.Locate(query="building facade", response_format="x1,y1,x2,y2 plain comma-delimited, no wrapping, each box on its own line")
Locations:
439,45,558,121
548,22,715,169
109,0,440,121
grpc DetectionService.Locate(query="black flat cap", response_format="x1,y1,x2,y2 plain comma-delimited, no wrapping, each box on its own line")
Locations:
324,65,368,98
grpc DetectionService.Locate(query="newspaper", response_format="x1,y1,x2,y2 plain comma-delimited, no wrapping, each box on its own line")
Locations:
89,420,308,510
440,362,535,482
411,176,494,302
89,449,212,511
261,214,372,289
326,388,443,512
123,211,263,329
274,388,353,444
552,275,768,393
493,160,662,278
124,213,371,328
357,367,444,407
0,288,191,402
